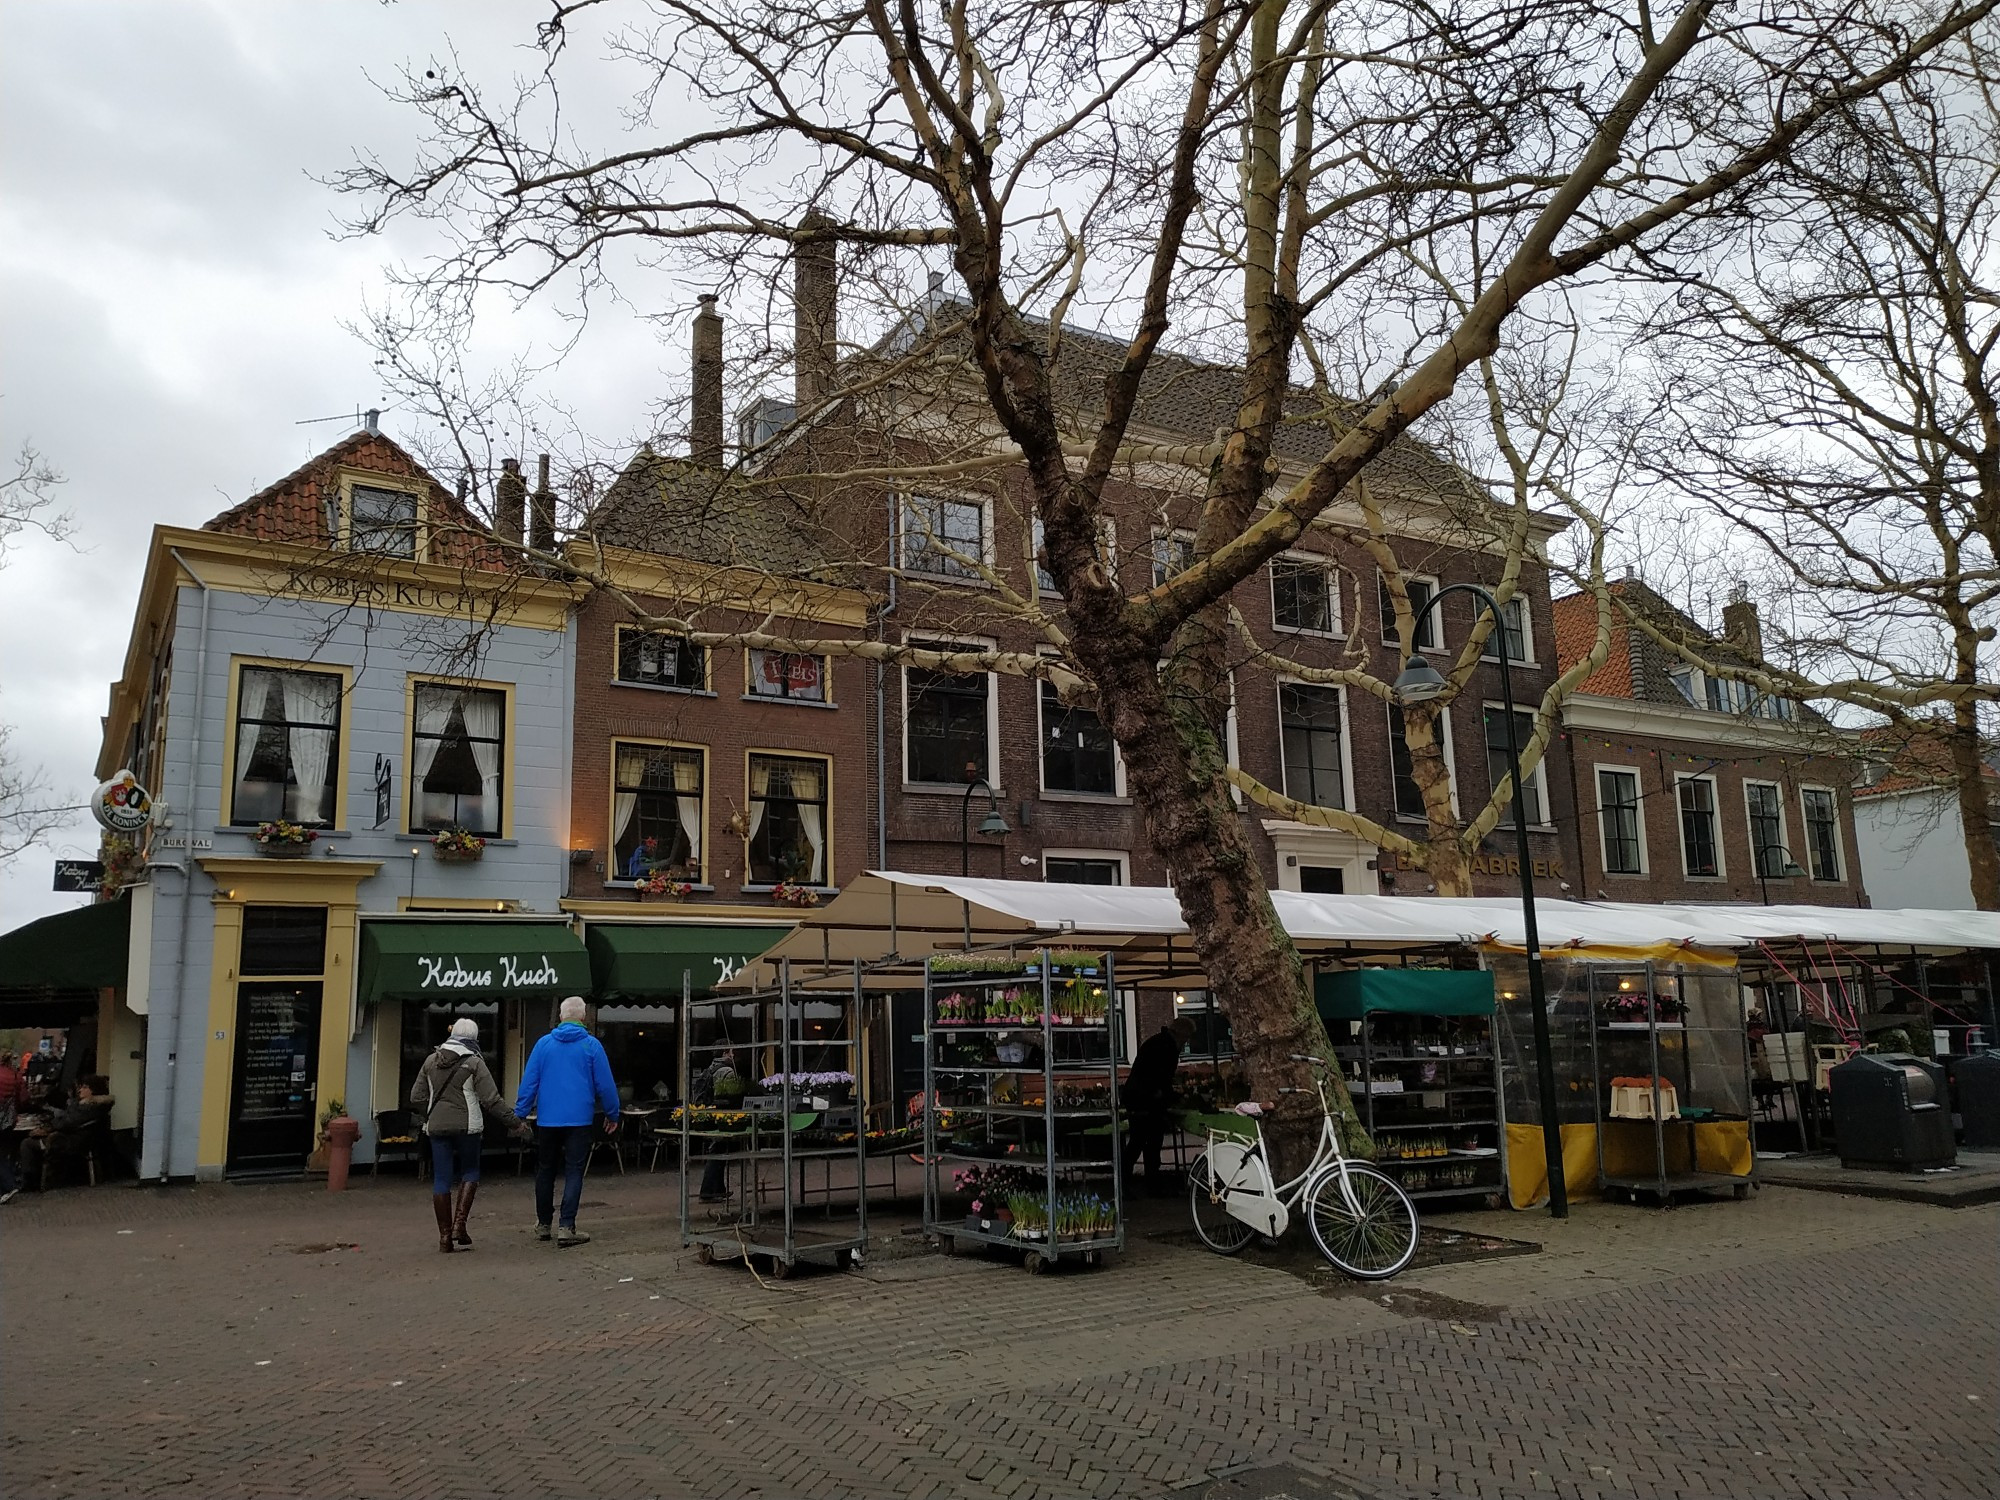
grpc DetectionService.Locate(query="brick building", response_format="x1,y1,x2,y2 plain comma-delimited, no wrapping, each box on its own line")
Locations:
1550,582,1867,906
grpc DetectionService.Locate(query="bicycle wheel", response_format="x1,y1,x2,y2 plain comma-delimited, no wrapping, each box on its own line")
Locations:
1187,1148,1258,1255
1303,1163,1419,1280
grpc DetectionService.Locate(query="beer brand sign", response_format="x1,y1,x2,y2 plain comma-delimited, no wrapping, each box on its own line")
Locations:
91,770,153,834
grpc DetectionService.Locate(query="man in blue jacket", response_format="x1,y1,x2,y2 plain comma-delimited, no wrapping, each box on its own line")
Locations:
515,996,621,1246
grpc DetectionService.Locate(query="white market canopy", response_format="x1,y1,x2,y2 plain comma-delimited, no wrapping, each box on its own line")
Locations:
742,871,2000,989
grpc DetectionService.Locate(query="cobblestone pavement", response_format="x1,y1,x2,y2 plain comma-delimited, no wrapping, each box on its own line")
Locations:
3,1174,1993,1499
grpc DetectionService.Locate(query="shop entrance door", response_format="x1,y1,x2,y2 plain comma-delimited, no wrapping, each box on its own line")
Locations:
226,982,322,1172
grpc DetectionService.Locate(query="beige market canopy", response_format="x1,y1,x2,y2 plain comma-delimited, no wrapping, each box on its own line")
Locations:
738,871,2000,989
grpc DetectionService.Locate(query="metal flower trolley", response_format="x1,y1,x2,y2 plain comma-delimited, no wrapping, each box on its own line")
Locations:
922,950,1124,1273
678,959,868,1276
1585,960,1757,1206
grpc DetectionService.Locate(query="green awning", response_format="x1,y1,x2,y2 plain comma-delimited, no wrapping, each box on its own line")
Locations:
585,922,790,1000
1316,967,1495,1020
0,899,129,994
357,920,591,1005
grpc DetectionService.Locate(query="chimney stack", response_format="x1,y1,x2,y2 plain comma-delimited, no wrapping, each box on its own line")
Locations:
692,295,724,467
794,210,837,410
530,453,556,554
495,458,526,545
1722,593,1764,661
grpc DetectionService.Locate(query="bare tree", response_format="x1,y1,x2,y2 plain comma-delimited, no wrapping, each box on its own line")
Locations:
0,441,76,861
338,0,1996,1161
1619,44,2000,905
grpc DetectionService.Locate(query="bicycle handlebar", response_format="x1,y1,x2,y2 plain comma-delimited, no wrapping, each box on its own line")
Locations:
1289,1053,1334,1068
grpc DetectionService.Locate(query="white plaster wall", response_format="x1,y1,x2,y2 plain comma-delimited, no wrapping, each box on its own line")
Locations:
1851,789,1973,910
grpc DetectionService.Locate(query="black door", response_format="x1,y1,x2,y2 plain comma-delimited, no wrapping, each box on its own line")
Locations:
226,982,322,1172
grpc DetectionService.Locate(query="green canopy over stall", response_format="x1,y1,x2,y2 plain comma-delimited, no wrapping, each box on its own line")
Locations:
356,920,592,1005
0,898,130,993
584,922,790,1000
1316,967,1495,1019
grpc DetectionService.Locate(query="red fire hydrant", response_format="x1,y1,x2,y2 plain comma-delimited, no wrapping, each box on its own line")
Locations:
325,1116,362,1192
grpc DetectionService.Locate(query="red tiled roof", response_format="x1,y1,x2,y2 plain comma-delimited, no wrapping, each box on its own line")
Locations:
203,428,510,570
1852,722,2000,799
1551,588,1630,696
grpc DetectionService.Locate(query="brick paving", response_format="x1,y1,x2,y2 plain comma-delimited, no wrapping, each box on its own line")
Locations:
2,1174,1993,1499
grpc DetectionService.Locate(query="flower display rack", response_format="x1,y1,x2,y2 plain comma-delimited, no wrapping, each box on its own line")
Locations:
921,949,1124,1273
678,957,868,1278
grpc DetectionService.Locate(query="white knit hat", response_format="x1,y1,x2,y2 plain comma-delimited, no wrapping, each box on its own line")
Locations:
449,1018,479,1041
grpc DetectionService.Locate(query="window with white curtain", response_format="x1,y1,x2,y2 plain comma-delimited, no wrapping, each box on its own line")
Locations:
747,753,829,885
231,665,342,826
410,682,506,835
611,742,704,881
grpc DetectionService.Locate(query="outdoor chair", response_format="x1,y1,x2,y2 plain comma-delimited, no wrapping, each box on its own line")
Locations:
373,1110,423,1177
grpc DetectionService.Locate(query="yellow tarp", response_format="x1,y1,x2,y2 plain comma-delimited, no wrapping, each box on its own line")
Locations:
1480,941,1738,968
1505,1120,1751,1208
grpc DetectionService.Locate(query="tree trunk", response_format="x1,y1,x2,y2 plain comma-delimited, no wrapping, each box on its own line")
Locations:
1951,695,2000,910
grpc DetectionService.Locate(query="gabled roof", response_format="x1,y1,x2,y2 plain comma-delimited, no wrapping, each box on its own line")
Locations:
1853,723,2000,800
582,448,833,581
203,427,509,571
1551,588,1629,695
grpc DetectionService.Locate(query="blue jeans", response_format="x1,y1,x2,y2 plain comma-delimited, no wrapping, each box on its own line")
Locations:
534,1125,592,1228
428,1131,483,1190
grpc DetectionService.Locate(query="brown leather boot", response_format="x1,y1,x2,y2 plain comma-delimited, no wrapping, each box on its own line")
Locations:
452,1181,477,1248
432,1192,455,1253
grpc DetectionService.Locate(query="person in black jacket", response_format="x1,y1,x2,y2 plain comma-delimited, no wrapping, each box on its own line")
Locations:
20,1075,112,1191
1122,1020,1193,1192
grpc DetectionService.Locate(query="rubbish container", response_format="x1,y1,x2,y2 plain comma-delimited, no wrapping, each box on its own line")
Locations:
1828,1054,1955,1171
1952,1051,2000,1149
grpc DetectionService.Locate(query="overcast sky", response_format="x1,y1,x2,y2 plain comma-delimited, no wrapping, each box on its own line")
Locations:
0,1,681,932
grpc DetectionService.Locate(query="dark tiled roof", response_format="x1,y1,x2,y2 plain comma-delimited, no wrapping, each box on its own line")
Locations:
202,428,508,570
583,450,831,580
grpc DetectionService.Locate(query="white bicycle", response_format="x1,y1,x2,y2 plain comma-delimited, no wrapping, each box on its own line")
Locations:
1187,1053,1420,1280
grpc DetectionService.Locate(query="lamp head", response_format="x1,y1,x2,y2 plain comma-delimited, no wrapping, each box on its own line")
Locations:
978,809,1010,837
1392,653,1450,704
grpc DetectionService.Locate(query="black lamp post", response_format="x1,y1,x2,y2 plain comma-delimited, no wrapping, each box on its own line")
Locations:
1753,840,1805,907
1392,582,1568,1218
960,776,1010,876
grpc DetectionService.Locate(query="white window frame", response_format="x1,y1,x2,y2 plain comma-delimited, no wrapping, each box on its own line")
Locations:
1035,673,1126,798
1040,849,1130,885
1668,663,1702,707
1387,700,1457,822
1743,778,1792,882
1477,595,1536,667
1799,783,1845,882
1150,527,1196,587
900,492,992,579
901,634,1001,792
1379,571,1442,651
1270,552,1341,637
1275,679,1352,812
1594,763,1648,877
1480,701,1551,829
1675,772,1725,879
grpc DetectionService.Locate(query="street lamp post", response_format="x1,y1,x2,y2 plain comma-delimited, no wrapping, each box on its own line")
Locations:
1392,583,1568,1218
960,776,1010,876
1752,840,1805,907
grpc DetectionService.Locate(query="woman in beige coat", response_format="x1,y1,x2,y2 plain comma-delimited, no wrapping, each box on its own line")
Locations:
410,1019,522,1253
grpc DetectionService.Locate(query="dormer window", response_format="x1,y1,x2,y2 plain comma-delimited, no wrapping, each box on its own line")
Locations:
342,478,421,558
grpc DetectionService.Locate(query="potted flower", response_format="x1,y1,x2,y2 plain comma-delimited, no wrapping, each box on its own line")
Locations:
432,826,486,862
254,819,318,858
770,879,820,908
98,836,147,895
635,867,694,901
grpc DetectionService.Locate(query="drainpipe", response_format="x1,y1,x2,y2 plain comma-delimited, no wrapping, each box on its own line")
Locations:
155,548,214,1182
872,500,898,868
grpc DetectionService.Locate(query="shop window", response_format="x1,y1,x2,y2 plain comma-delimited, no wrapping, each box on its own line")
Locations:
1279,683,1346,809
231,664,342,827
1044,854,1125,885
1746,781,1787,878
746,649,827,703
1597,768,1644,875
348,483,418,557
1802,786,1842,881
612,742,704,881
902,494,987,577
1388,703,1453,819
1272,556,1336,634
748,753,830,885
1482,706,1547,826
1677,775,1720,877
1477,596,1533,663
616,628,706,690
411,682,506,836
905,664,990,784
400,1001,502,1112
1040,681,1118,795
1380,573,1440,649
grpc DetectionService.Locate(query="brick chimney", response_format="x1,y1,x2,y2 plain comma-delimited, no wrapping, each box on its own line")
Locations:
1722,587,1763,661
494,458,525,545
530,453,556,554
794,209,837,410
692,294,724,467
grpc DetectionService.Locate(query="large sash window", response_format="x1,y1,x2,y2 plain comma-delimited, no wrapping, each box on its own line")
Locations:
747,754,829,886
231,666,342,826
612,742,705,881
411,683,506,836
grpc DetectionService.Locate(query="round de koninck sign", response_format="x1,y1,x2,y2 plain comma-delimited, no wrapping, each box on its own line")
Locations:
91,769,154,834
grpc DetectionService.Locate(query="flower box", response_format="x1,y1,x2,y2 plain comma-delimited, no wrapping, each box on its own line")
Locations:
256,841,313,859
435,845,484,863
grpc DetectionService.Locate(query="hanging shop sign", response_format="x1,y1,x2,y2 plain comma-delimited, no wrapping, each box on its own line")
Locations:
90,770,153,833
51,859,104,892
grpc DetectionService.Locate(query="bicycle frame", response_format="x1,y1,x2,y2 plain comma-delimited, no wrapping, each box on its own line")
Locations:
1206,1073,1367,1237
